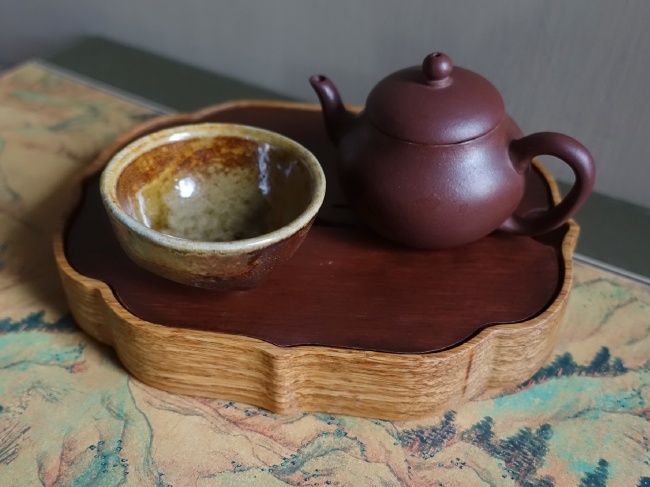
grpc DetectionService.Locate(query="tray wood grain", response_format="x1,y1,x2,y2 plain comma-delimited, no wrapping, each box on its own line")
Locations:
54,100,578,420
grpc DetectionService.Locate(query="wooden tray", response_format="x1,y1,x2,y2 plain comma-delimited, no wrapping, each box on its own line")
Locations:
54,101,578,420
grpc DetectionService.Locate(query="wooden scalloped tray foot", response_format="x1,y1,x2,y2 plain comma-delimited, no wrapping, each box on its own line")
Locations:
54,101,578,420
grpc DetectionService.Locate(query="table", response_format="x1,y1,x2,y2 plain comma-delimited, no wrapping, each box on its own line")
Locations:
1,39,649,486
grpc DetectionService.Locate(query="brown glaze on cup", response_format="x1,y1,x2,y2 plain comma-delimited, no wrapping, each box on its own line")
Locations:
101,124,326,290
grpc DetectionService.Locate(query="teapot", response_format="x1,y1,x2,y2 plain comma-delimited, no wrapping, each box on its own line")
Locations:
309,52,595,249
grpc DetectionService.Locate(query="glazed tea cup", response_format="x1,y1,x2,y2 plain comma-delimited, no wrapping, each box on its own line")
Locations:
100,123,326,290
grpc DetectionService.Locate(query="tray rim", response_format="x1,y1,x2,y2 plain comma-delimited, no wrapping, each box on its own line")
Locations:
53,100,578,419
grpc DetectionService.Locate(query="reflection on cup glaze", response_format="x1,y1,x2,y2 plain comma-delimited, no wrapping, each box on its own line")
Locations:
257,143,271,196
176,177,196,198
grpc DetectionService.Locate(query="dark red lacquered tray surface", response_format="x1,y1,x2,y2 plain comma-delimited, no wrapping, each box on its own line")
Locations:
65,104,566,353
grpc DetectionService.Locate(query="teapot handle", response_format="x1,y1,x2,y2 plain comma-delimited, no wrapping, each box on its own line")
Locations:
499,132,595,236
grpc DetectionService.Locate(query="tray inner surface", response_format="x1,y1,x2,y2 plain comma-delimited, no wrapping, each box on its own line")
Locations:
65,105,566,353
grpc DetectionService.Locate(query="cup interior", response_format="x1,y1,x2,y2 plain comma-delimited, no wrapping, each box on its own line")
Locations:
114,132,316,242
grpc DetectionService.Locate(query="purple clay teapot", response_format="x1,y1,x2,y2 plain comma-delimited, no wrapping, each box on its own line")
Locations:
310,52,596,249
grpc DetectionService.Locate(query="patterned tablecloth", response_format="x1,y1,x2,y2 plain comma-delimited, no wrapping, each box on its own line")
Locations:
0,63,649,487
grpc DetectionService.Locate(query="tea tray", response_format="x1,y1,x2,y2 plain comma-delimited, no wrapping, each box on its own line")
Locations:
54,101,578,420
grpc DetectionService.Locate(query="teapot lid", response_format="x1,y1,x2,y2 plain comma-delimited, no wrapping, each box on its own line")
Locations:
366,52,505,145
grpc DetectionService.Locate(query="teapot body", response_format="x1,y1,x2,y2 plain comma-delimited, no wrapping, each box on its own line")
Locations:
338,114,526,249
310,52,595,248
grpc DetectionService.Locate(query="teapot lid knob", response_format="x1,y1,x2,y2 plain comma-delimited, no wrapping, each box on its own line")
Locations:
422,52,453,85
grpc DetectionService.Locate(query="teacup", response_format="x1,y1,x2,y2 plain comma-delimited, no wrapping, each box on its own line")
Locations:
100,123,326,290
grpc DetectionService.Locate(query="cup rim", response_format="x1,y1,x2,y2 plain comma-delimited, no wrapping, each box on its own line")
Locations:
100,123,326,254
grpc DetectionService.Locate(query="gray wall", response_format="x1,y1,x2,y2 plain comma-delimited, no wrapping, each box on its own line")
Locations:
1,0,649,207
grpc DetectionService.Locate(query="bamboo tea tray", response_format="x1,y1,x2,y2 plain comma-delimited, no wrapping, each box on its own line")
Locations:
54,101,578,420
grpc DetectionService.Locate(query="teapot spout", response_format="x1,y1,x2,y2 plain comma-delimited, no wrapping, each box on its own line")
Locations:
309,75,353,145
